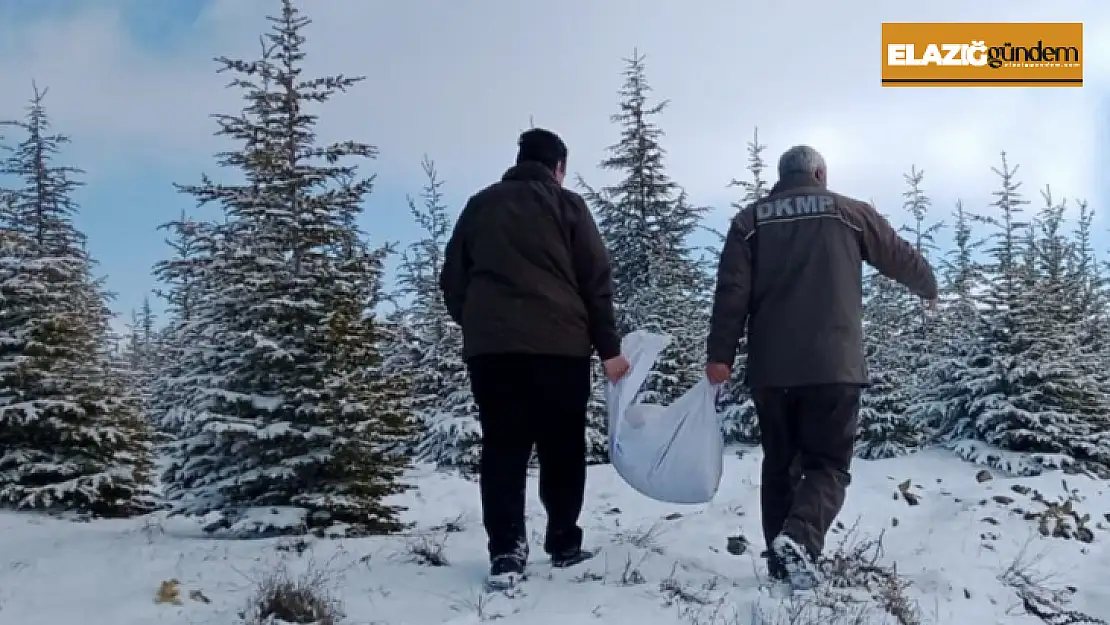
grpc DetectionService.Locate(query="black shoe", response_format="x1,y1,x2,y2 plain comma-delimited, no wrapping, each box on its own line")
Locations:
551,547,597,569
487,554,526,590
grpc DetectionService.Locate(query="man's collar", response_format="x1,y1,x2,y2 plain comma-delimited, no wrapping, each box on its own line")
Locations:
502,161,556,183
769,172,826,194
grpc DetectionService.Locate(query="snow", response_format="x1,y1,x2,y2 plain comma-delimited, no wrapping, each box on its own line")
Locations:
2,446,1108,625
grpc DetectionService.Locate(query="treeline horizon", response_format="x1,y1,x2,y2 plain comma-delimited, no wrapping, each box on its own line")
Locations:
4,57,1095,328
102,141,1103,329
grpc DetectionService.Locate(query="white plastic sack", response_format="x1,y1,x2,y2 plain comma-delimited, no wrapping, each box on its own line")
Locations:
606,330,724,504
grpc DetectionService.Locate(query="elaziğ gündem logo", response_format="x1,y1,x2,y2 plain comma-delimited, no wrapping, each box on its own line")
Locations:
880,22,1083,87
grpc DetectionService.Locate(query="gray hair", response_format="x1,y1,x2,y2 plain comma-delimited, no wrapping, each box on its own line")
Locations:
777,145,826,178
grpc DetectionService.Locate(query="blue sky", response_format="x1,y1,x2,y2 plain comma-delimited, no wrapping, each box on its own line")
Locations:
0,0,1106,332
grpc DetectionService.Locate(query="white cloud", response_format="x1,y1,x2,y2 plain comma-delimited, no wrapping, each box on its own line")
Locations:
0,0,1105,221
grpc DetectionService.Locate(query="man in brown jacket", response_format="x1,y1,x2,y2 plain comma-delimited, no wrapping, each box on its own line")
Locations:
440,128,631,590
705,145,938,590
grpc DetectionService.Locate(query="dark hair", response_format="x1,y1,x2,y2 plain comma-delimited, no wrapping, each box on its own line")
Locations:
516,128,568,172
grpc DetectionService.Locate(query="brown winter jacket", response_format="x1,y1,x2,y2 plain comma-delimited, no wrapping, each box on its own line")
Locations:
439,161,621,362
706,173,938,388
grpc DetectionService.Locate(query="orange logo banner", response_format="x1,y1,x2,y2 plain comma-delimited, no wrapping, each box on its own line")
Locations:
881,22,1083,87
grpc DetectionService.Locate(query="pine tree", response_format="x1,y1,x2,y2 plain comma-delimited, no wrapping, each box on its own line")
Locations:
718,127,767,444
912,199,983,436
1070,200,1102,325
897,167,944,388
856,168,938,458
1021,188,1110,466
859,266,911,457
395,157,480,471
728,128,770,205
323,203,413,529
577,51,710,464
0,85,154,517
579,50,709,407
951,155,1110,474
1066,200,1108,391
858,203,908,458
943,154,1030,452
160,0,412,536
121,298,160,438
150,210,211,437
99,323,159,507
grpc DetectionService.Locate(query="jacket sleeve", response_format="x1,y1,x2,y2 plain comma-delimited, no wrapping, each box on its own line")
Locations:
439,198,474,325
706,218,753,365
853,201,939,300
567,193,621,361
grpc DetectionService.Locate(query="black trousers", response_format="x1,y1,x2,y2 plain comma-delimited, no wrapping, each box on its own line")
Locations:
467,353,591,561
752,384,860,559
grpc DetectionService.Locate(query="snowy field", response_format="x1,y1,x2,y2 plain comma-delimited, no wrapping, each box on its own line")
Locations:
2,448,1108,625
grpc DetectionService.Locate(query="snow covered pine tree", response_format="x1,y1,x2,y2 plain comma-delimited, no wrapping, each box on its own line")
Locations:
579,50,710,459
911,199,983,437
1063,200,1110,409
150,210,209,439
856,168,938,459
120,298,166,444
0,85,155,517
159,0,412,537
717,127,769,444
946,153,1110,475
396,157,481,472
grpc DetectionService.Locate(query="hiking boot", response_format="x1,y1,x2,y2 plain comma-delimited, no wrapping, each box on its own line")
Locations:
486,554,527,590
771,534,821,591
551,547,597,568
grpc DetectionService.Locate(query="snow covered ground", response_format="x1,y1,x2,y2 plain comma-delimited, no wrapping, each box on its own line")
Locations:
2,447,1109,625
